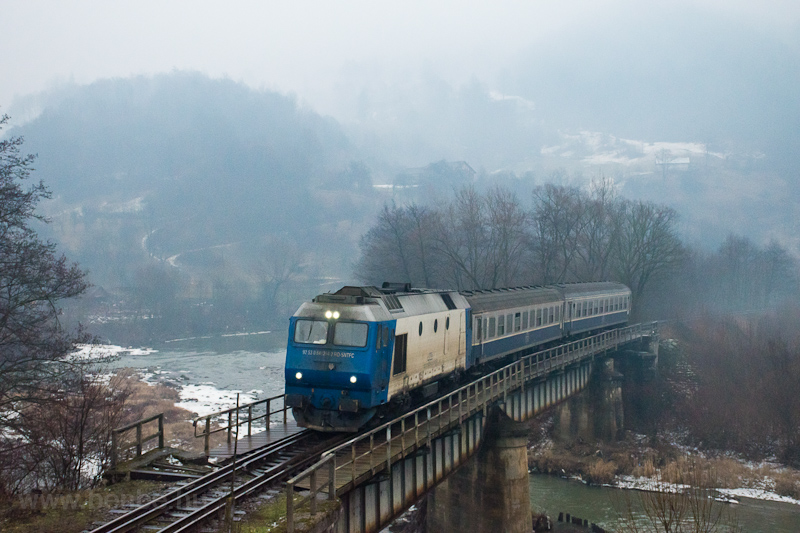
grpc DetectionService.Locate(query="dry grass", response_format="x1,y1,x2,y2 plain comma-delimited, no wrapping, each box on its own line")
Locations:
585,459,617,485
0,481,166,533
114,368,229,456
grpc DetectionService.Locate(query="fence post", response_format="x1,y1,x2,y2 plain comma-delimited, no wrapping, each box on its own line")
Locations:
328,456,336,500
158,414,164,449
111,431,118,468
266,399,271,431
204,418,211,456
286,482,295,533
248,405,253,436
136,423,143,457
227,411,232,443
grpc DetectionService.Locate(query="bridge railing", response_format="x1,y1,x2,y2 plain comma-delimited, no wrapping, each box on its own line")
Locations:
285,322,658,530
192,393,290,456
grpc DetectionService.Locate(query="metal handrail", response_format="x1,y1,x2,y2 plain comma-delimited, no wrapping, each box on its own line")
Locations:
192,393,290,455
285,322,658,531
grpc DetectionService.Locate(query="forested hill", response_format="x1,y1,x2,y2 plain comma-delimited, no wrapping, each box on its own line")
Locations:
8,73,378,339
18,72,351,234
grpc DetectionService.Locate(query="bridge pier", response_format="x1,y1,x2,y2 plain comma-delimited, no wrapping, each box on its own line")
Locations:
555,357,625,443
426,408,530,533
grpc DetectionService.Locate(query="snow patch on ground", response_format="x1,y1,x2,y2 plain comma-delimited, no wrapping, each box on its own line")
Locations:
614,475,800,506
71,344,158,360
175,384,262,418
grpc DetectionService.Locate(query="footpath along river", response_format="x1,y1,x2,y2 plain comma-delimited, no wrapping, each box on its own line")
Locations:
106,336,800,531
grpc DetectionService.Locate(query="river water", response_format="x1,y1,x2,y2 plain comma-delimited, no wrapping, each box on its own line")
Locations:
107,335,800,531
530,474,800,532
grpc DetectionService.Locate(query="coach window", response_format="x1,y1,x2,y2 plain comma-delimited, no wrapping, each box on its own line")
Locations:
497,316,505,336
514,312,521,332
507,314,513,334
334,322,369,347
475,317,482,340
489,316,496,338
555,307,560,322
549,307,554,324
522,311,529,329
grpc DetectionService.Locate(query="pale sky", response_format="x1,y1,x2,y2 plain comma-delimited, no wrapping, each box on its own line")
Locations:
2,0,798,119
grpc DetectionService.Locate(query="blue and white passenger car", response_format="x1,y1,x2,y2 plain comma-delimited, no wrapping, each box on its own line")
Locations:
285,282,630,432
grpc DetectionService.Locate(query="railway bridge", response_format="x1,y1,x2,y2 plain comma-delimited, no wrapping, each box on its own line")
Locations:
89,322,658,533
286,322,658,533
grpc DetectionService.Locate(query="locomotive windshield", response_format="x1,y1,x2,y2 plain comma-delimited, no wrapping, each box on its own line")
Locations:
294,319,329,344
333,322,369,347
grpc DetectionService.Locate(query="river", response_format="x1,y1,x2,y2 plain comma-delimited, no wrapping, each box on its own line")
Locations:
530,474,800,532
106,335,800,531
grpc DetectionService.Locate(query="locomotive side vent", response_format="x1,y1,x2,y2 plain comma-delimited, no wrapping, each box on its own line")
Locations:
383,294,404,312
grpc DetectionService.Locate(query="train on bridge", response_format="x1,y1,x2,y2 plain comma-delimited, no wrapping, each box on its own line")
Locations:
284,282,631,432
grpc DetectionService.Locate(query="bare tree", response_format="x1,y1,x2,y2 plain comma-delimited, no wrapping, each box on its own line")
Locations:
485,186,529,287
435,186,492,290
611,200,684,305
530,183,586,283
0,114,112,495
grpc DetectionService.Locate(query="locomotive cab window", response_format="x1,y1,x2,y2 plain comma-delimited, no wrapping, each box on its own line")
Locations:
333,322,369,347
294,319,329,345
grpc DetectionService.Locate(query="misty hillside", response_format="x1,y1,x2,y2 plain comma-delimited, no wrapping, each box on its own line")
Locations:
11,73,380,313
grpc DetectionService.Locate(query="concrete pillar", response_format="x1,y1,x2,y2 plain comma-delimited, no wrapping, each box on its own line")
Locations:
555,358,624,443
427,409,531,533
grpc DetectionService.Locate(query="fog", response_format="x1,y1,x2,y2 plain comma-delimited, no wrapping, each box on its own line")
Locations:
2,1,799,342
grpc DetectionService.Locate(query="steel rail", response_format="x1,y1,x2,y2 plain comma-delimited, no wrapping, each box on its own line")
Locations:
88,429,325,533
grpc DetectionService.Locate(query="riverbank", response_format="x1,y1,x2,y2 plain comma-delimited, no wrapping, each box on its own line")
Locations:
527,414,800,505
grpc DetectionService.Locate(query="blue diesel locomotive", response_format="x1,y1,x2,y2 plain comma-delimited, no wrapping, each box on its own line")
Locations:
284,282,631,432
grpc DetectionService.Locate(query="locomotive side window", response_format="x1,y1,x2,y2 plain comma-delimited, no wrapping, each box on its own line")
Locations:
434,319,439,333
294,319,329,345
419,322,423,336
333,322,369,347
383,326,390,347
393,334,408,375
376,325,382,350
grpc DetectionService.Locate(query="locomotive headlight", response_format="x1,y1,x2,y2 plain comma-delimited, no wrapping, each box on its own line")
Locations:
349,375,357,384
295,372,303,380
333,311,340,319
325,310,333,319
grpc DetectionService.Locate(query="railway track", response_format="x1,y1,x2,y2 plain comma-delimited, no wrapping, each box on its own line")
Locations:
88,429,345,533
